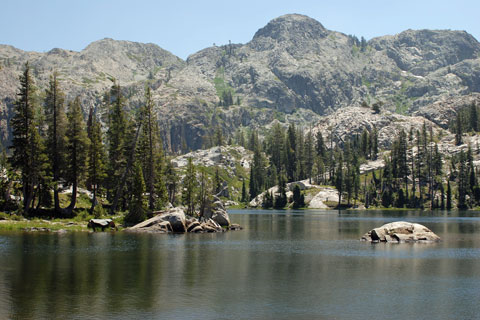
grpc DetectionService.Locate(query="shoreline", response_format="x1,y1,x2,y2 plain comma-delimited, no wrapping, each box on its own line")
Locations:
1,207,475,233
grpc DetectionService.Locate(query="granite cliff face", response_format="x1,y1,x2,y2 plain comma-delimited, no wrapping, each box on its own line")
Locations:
1,14,479,150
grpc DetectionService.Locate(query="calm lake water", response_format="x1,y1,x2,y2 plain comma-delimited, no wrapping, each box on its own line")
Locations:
1,210,480,319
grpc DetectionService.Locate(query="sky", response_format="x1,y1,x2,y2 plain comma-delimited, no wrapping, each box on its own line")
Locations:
1,0,479,60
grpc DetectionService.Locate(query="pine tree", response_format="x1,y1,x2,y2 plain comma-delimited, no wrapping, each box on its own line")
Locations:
10,62,46,213
124,161,146,225
440,183,445,210
295,127,305,180
268,123,285,172
382,157,394,208
106,82,128,202
87,112,106,213
44,72,67,214
165,160,178,205
467,145,476,193
197,167,212,218
214,126,224,146
316,131,326,159
371,126,379,160
263,191,274,209
361,129,369,159
249,143,266,200
286,123,297,182
137,87,167,210
455,112,463,145
266,164,278,189
274,171,288,209
395,189,406,208
182,157,197,216
305,130,314,183
241,178,247,203
457,150,468,209
110,90,140,213
314,155,325,185
65,97,90,215
248,129,259,151
292,184,305,208
416,130,426,207
344,143,353,205
214,167,222,195
446,180,452,210
352,151,361,206
409,127,416,207
469,103,478,132
335,151,344,207
393,130,409,198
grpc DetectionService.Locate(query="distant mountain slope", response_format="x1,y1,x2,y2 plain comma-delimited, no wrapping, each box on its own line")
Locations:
1,14,479,151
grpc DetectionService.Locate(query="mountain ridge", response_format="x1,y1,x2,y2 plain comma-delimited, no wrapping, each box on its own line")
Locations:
1,13,480,151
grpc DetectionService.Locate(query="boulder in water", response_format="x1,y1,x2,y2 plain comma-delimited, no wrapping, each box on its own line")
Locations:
361,221,440,243
128,208,186,233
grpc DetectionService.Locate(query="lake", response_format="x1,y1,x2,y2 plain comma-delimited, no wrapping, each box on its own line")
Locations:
1,210,480,319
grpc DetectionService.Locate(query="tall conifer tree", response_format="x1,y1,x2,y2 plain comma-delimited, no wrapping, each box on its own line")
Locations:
10,63,46,213
65,97,89,214
106,82,128,201
182,157,197,216
138,87,167,210
87,110,106,213
45,72,67,214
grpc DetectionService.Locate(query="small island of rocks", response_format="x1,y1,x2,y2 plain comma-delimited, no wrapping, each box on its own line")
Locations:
126,198,242,233
361,221,441,243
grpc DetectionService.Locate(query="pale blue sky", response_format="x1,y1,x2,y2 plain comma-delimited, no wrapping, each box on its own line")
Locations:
1,0,479,59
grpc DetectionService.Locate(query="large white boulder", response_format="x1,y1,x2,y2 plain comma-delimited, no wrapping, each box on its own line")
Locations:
361,221,441,243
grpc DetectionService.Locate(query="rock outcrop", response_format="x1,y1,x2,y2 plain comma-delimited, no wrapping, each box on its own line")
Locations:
249,179,316,207
307,187,339,209
87,219,116,231
361,221,441,243
129,207,186,233
127,207,241,233
311,106,446,149
208,198,231,227
173,146,252,172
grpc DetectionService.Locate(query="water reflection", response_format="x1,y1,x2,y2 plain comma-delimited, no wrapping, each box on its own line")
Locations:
1,210,480,319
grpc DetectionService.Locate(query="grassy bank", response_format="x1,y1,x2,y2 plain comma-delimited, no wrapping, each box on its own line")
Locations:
0,212,123,232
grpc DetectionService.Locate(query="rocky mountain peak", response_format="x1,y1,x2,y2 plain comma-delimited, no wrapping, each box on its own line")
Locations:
252,14,328,43
1,15,480,152
82,38,182,63
370,29,480,75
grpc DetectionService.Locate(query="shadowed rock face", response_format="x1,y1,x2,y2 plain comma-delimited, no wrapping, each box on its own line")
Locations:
1,14,480,151
361,221,441,243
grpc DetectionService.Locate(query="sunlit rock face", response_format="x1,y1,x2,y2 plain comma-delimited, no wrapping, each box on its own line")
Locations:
361,221,441,243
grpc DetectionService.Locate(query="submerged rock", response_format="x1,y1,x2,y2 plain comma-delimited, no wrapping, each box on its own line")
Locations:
228,224,243,231
361,221,440,243
23,227,51,232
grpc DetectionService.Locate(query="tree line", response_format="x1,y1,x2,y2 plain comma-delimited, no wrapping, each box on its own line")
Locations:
237,115,480,210
242,122,378,208
2,63,479,217
1,63,179,223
